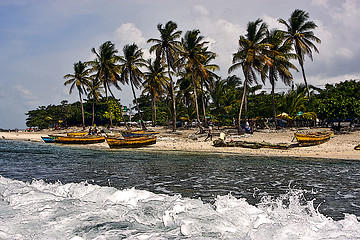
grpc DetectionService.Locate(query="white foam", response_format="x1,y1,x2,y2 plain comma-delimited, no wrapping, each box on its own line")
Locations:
0,176,359,239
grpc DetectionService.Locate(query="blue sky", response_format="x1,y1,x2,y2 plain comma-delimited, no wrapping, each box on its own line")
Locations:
1,0,359,129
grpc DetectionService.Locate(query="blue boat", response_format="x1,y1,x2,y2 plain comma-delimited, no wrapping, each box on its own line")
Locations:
41,136,55,143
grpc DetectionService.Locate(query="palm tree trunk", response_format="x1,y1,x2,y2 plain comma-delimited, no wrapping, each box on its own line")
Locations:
152,97,156,127
270,74,278,129
107,87,129,129
166,53,177,132
104,82,113,127
130,72,146,130
79,91,85,129
238,78,248,134
192,71,203,132
92,101,95,126
299,61,310,98
200,79,208,127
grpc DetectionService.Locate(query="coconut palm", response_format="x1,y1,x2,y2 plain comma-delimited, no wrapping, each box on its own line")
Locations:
64,61,91,129
147,21,182,132
264,29,298,129
89,41,122,127
278,9,321,97
142,59,170,126
119,43,147,129
87,77,103,126
179,29,210,131
228,19,269,133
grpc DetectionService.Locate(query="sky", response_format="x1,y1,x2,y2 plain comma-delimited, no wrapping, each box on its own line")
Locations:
0,0,359,129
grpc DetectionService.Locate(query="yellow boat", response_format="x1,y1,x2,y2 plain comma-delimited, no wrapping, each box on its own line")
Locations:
54,135,105,144
67,132,88,137
295,130,333,146
106,136,156,148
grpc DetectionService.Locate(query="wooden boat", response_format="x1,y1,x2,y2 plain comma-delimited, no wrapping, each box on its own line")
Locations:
53,135,105,144
106,136,156,148
355,144,360,150
122,130,159,137
67,132,87,137
294,130,333,147
41,136,55,143
213,139,291,149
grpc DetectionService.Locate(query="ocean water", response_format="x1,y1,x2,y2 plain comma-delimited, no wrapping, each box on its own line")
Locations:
0,140,359,239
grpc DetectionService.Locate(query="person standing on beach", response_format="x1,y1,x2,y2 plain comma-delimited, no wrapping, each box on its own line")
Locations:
205,126,213,141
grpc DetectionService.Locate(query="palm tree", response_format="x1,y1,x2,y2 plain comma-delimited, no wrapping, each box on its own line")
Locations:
64,61,91,129
264,29,298,129
147,21,182,132
278,9,321,97
228,19,269,133
119,43,147,129
142,59,170,126
87,77,103,126
89,41,122,127
179,29,210,131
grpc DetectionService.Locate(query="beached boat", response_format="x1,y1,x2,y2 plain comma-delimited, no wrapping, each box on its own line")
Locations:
213,139,292,149
53,135,105,144
122,130,159,137
41,136,55,143
294,130,333,146
355,144,360,150
67,132,87,137
106,136,156,148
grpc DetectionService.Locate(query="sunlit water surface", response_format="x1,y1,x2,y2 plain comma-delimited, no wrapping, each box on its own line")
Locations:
0,140,359,239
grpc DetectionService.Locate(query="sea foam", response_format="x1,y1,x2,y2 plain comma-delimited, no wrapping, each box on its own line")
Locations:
0,176,359,239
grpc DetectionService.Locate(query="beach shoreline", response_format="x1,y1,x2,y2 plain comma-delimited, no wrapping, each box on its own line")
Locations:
1,126,359,161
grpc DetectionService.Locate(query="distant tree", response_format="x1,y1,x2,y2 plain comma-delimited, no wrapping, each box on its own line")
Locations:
278,9,321,97
142,59,169,126
119,43,147,129
148,21,182,132
63,61,91,129
87,77,103,126
228,19,269,133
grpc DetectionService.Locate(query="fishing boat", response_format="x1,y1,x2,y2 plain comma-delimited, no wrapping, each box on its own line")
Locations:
122,130,159,137
355,144,360,150
67,132,87,137
106,136,156,148
294,130,333,146
41,136,55,143
213,139,292,149
52,135,105,144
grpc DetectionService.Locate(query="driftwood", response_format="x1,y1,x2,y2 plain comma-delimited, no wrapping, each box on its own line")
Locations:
213,139,292,149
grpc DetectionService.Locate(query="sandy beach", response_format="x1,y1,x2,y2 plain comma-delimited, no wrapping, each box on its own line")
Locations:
1,126,359,161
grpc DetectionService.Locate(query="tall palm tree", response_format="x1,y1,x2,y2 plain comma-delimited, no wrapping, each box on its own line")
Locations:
142,59,170,126
179,29,210,131
264,29,298,129
228,19,269,133
89,41,122,127
64,61,91,129
87,77,103,126
278,9,321,97
119,43,147,129
147,21,182,132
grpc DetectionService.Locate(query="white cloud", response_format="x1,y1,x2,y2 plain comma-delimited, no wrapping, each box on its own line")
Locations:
192,4,211,16
114,23,147,46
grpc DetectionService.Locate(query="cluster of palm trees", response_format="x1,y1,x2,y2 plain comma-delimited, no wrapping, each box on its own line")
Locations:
64,9,320,133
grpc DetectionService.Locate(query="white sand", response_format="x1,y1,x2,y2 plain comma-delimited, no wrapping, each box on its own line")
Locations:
1,127,359,160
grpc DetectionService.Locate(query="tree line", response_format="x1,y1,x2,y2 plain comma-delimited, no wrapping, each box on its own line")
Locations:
25,10,360,131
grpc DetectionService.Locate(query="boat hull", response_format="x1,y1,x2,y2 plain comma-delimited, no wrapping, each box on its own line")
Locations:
41,136,55,143
54,135,105,144
295,131,333,146
106,136,156,148
67,132,87,137
122,130,159,137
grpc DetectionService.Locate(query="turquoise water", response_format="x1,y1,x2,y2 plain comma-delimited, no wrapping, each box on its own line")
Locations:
0,140,359,239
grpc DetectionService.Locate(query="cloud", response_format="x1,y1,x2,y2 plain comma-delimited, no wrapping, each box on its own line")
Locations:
114,23,147,46
192,4,211,16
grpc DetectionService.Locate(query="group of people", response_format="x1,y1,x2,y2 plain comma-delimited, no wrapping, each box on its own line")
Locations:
88,127,98,135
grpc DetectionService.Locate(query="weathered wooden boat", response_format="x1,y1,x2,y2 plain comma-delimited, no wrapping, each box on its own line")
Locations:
122,130,159,137
41,136,55,143
294,130,333,147
53,135,105,144
213,139,291,149
67,132,87,137
106,136,156,148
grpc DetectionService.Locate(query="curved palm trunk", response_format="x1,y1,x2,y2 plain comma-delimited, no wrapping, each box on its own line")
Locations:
130,72,147,130
296,48,310,98
238,72,248,134
270,71,278,129
166,52,177,132
191,71,203,132
79,91,85,129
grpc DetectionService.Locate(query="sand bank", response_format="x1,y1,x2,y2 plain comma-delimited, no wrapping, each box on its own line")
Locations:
1,127,359,161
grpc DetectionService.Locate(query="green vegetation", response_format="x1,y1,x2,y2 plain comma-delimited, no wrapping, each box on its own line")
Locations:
25,10,360,129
